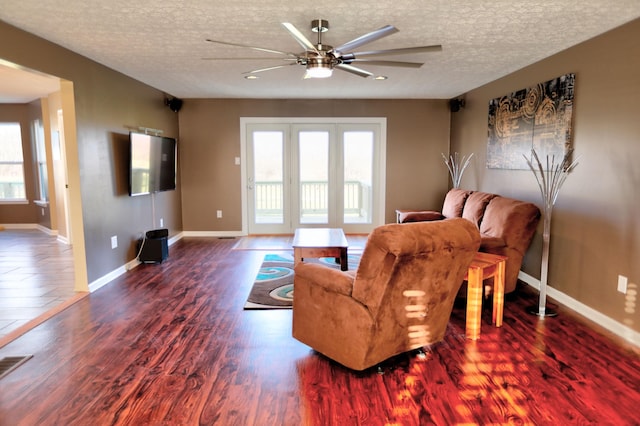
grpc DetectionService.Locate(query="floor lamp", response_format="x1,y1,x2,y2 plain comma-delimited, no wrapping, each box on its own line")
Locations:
524,148,579,317
442,152,474,189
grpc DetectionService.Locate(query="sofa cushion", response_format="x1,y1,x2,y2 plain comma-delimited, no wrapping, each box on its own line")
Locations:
480,196,541,255
462,191,497,227
441,188,472,218
397,211,444,223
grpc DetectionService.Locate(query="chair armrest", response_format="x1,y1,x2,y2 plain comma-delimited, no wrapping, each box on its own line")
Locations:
294,263,355,296
397,210,445,223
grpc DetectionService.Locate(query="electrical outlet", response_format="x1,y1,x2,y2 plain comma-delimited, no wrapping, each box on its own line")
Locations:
235,157,241,165
617,275,628,294
160,218,164,227
217,210,222,218
111,235,118,249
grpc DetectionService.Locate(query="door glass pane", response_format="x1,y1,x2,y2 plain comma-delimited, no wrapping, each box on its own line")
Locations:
299,131,328,224
253,131,283,224
344,131,373,224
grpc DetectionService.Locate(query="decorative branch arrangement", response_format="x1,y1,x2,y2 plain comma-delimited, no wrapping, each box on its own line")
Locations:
524,148,579,317
441,152,474,189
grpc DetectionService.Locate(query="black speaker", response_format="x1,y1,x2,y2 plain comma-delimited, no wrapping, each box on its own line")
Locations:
166,97,183,112
138,228,169,263
449,98,466,112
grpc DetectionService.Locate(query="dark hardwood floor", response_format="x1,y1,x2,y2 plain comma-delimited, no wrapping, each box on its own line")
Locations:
0,236,638,425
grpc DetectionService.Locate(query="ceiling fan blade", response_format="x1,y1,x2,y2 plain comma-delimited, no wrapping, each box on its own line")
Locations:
282,23,320,54
243,63,297,74
342,45,443,60
347,59,424,68
333,25,399,54
335,64,373,78
206,39,297,57
202,57,298,61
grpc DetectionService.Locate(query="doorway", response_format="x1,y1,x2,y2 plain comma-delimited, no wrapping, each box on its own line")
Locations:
0,61,88,343
241,118,386,235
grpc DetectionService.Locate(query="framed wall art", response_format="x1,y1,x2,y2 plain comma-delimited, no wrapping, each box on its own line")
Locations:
487,73,575,170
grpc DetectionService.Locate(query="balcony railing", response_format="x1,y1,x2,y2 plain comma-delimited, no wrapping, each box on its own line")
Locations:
255,180,370,222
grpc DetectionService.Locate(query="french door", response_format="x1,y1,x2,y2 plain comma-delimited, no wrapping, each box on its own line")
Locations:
242,118,386,234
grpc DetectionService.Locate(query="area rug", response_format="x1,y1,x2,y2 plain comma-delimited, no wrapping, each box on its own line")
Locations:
244,252,361,309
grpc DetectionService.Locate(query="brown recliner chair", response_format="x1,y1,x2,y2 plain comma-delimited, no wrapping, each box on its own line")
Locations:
292,218,481,371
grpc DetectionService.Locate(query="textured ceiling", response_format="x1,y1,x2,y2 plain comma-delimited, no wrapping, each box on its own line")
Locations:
1,0,640,100
0,61,60,103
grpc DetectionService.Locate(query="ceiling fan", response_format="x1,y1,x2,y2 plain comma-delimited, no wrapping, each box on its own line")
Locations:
204,19,442,79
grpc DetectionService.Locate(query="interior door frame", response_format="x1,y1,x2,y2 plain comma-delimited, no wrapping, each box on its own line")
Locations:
240,117,386,235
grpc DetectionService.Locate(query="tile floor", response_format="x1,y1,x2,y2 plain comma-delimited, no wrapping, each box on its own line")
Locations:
0,229,76,340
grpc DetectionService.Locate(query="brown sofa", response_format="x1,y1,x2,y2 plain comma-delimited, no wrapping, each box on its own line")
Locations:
292,218,481,371
397,189,541,293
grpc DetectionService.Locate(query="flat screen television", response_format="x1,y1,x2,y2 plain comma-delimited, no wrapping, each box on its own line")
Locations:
128,132,177,196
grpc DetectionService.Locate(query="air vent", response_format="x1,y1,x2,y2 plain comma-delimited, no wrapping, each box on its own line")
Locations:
0,355,33,380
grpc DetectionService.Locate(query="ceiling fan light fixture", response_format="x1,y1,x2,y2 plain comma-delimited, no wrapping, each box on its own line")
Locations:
305,65,333,78
305,56,333,78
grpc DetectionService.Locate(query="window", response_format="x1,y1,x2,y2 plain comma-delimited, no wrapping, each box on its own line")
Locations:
33,119,48,201
0,122,26,202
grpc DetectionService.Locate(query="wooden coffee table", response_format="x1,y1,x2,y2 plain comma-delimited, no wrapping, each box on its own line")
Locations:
292,228,349,271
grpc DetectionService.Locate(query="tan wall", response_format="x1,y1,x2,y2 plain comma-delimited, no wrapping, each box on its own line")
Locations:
0,21,181,283
450,19,640,331
178,99,452,231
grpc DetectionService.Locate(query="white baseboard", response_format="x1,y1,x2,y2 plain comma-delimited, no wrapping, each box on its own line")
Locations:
518,271,640,348
1,223,42,230
88,232,185,292
36,224,57,236
168,232,184,245
0,223,61,238
0,223,37,229
88,264,128,292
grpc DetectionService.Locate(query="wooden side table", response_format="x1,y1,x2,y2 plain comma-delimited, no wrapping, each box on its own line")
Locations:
464,251,507,340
